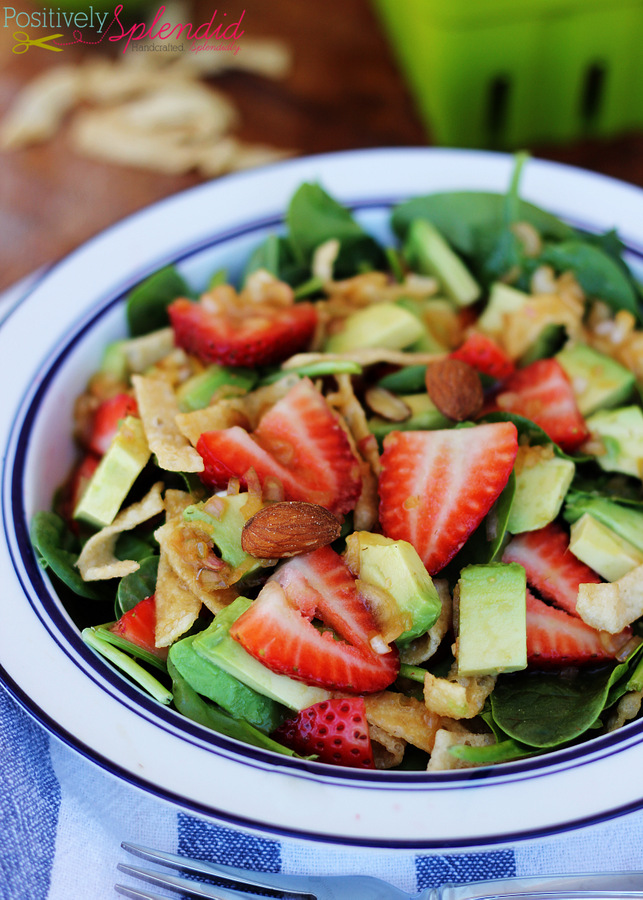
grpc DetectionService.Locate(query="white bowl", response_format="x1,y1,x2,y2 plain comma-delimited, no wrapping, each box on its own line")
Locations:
2,148,643,850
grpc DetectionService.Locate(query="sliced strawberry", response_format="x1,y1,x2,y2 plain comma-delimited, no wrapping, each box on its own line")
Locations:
88,393,138,456
378,422,518,575
111,595,167,659
271,546,379,655
230,581,399,693
495,358,588,452
272,698,375,768
169,297,317,367
526,590,618,666
503,523,602,618
450,333,515,381
197,378,362,515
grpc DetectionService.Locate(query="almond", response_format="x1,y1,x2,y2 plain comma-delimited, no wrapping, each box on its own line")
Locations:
241,501,341,558
425,357,483,421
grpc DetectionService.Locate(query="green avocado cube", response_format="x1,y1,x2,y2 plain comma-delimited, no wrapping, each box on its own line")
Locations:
169,634,283,733
183,493,262,574
507,447,575,534
193,597,331,711
324,301,425,353
585,406,643,478
457,563,527,677
345,531,441,645
569,513,643,582
73,416,150,528
556,344,635,416
477,282,527,334
404,219,481,307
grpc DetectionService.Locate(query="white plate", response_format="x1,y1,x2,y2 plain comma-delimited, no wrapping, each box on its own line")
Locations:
2,148,643,850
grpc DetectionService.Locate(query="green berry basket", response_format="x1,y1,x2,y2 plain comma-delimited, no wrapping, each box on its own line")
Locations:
371,0,643,147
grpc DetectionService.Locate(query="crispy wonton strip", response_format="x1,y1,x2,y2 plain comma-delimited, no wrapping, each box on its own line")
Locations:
77,482,164,581
154,551,202,647
427,724,496,772
283,350,444,370
132,374,204,472
175,399,248,447
364,692,442,754
368,723,406,770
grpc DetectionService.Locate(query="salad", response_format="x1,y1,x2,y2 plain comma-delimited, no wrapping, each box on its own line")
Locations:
31,155,643,772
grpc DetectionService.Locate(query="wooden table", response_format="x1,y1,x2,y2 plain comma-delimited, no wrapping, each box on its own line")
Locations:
2,0,643,293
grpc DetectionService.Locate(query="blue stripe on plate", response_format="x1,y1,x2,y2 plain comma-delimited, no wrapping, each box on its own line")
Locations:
416,850,515,889
0,687,61,900
178,814,281,871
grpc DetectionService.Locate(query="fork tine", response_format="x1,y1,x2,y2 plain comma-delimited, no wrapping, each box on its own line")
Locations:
115,886,172,900
117,862,261,900
121,842,314,895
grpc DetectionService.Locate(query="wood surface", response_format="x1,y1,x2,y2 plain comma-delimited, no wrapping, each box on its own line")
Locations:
2,0,643,292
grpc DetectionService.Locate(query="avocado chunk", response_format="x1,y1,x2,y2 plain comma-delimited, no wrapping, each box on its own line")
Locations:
569,513,643,582
176,365,256,412
344,531,441,645
324,301,425,353
477,282,528,334
169,634,284,732
585,406,643,478
193,597,331,711
556,344,635,416
368,393,450,443
100,328,175,379
457,563,527,677
74,416,151,528
507,446,575,534
394,297,449,353
404,219,481,307
183,493,263,575
565,493,643,554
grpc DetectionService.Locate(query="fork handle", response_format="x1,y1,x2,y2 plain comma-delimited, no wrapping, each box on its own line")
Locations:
430,872,643,900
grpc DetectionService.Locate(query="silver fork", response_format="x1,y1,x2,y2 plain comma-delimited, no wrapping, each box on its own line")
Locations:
116,842,643,900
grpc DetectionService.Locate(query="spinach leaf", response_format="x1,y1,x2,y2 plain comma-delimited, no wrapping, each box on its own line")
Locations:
167,658,301,756
31,511,103,600
243,234,309,287
391,192,575,264
491,666,618,748
115,529,158,563
126,266,192,337
539,241,641,319
286,183,385,276
115,555,159,618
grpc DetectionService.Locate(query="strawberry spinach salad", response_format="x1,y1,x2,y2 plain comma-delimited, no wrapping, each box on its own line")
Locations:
31,156,643,771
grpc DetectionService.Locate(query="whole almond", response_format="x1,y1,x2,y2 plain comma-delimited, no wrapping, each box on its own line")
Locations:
425,357,483,421
241,501,341,558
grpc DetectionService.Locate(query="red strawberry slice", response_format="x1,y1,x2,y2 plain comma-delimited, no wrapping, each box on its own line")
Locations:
231,580,399,693
378,422,518,575
111,595,167,659
197,378,361,515
271,546,380,655
450,333,515,381
169,297,317,367
495,358,588,452
88,393,138,456
526,590,619,666
272,698,375,768
503,523,602,618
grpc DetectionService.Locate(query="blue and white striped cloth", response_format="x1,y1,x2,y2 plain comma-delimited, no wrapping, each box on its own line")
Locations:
4,686,643,900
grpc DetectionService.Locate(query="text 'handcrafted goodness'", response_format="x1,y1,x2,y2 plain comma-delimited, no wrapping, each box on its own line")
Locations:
2,5,246,52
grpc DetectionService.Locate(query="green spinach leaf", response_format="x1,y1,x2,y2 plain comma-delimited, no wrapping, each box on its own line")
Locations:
31,511,103,600
126,266,192,337
115,555,159,618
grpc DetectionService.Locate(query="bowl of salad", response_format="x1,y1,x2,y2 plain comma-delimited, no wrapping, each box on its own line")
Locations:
2,147,643,849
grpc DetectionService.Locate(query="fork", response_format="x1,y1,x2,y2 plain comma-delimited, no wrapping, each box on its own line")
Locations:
116,842,643,900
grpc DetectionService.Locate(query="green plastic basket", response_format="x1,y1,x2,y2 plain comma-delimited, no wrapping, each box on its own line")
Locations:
372,0,643,147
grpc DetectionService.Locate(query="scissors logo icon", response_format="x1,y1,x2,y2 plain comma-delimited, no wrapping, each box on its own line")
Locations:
12,31,64,53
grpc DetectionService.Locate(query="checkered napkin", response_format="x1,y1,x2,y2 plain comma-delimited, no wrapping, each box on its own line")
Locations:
3,686,643,900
